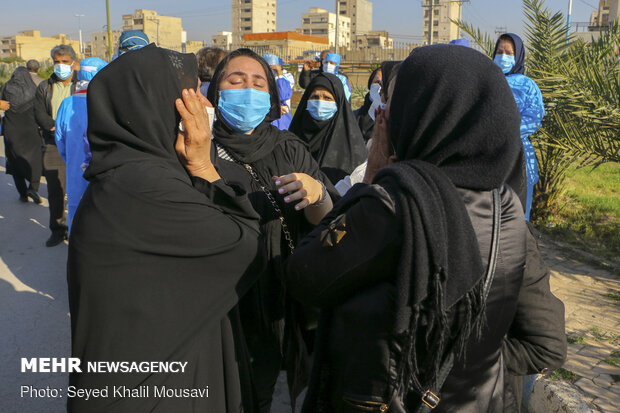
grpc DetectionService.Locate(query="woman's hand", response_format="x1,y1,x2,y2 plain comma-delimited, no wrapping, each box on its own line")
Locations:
175,88,220,182
0,100,10,111
363,108,393,184
273,173,324,211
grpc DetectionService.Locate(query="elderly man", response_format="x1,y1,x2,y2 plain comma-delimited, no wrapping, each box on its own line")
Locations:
34,45,79,247
26,59,43,86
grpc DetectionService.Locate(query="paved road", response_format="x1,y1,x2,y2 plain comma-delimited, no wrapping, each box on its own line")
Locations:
0,142,70,413
0,140,298,413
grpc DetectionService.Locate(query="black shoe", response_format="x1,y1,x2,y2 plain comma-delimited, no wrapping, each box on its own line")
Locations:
45,232,67,247
27,189,42,204
19,195,28,203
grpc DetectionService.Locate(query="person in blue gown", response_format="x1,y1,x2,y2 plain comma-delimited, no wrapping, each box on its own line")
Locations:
55,57,107,232
493,33,545,221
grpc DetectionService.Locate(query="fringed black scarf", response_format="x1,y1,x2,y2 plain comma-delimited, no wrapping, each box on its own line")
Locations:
381,44,522,397
374,161,485,394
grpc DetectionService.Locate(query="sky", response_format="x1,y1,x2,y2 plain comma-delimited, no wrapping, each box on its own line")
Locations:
0,0,598,45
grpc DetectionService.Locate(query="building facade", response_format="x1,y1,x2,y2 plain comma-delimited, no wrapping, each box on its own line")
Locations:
337,0,372,36
232,0,277,48
122,9,184,51
301,8,351,49
574,0,619,42
422,0,463,45
352,30,393,49
88,30,122,60
243,31,329,61
212,31,233,50
0,30,81,61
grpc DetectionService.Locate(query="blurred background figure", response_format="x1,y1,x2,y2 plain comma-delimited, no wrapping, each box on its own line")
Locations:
0,66,43,204
289,73,366,184
449,38,471,47
55,57,107,233
264,53,293,130
493,32,545,221
26,59,43,86
299,49,329,89
118,30,150,56
196,46,227,98
321,53,352,101
34,44,79,247
353,66,382,144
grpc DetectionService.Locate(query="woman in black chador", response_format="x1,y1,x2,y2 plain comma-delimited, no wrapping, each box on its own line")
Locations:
204,48,337,413
289,73,367,185
285,45,566,412
1,66,42,202
67,45,262,412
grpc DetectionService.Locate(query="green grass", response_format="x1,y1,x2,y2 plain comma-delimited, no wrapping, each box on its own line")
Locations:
603,350,620,366
538,162,620,261
607,292,620,303
566,335,588,345
550,367,579,383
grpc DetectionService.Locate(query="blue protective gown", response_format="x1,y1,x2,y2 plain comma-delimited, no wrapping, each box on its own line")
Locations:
506,73,545,220
272,77,293,130
55,93,89,232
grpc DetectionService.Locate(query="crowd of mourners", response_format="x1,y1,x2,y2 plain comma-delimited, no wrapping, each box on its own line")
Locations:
0,30,566,413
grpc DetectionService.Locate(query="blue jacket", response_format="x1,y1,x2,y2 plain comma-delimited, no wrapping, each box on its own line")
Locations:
55,93,89,232
272,77,293,130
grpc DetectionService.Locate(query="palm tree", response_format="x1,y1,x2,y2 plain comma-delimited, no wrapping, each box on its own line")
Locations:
454,0,619,222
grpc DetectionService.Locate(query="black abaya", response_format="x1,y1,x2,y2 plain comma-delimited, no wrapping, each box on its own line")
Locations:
68,45,262,412
1,67,42,190
289,73,367,184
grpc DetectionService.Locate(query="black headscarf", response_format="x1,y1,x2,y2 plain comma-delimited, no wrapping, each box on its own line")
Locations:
70,45,262,412
373,44,521,394
84,44,198,179
493,33,526,76
3,66,36,112
289,73,367,183
380,60,402,102
204,48,285,164
355,67,381,142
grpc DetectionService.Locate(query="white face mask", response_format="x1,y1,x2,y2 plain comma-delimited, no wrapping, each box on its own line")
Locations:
179,106,216,133
369,83,382,103
324,63,337,74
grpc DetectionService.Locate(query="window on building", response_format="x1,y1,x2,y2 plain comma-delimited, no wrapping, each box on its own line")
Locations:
244,26,252,30
433,31,438,37
244,0,251,3
340,10,346,14
433,20,438,26
243,8,251,12
243,17,251,21
303,18,310,23
303,29,310,34
434,9,439,15
134,18,143,25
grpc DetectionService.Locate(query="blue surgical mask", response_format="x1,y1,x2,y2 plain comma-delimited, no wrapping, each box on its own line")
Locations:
494,54,515,74
54,63,74,80
218,88,271,133
307,100,338,121
369,83,381,103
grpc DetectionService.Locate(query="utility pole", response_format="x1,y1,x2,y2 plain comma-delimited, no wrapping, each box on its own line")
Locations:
335,0,339,54
75,14,84,57
106,0,112,60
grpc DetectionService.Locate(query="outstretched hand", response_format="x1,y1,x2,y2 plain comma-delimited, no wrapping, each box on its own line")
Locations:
273,173,324,211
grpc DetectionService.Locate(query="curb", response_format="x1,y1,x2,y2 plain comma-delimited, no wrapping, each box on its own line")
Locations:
526,375,602,413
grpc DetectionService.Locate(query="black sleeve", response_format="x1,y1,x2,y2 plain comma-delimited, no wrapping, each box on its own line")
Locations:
502,226,567,375
285,137,340,202
299,68,313,89
191,176,260,224
284,184,400,308
34,82,54,131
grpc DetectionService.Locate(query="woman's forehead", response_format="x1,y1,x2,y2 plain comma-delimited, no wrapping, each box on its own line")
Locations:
224,56,266,77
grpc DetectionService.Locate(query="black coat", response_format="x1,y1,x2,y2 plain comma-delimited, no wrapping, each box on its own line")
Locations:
33,73,76,144
285,183,566,412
